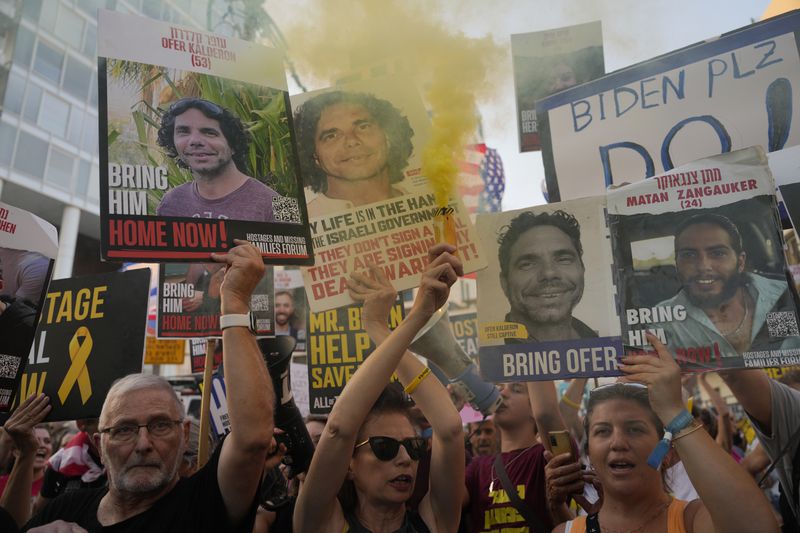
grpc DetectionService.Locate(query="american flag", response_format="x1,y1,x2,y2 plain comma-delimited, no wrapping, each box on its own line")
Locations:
458,144,505,221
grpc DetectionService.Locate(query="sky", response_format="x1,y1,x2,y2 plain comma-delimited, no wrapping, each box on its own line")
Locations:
266,0,771,211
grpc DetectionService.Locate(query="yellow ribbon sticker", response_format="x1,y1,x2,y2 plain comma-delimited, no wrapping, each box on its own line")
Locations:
480,322,529,342
58,326,93,405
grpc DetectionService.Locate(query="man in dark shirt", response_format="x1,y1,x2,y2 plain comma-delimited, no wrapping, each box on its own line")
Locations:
25,242,275,532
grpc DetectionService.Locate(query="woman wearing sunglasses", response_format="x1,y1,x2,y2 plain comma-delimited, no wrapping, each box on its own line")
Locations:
549,333,778,533
295,244,465,533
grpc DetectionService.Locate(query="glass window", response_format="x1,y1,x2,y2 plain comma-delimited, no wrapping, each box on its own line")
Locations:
63,56,92,102
38,93,69,138
82,114,97,153
45,149,75,190
142,0,160,18
82,22,96,58
12,26,35,68
76,158,91,196
13,131,48,178
87,162,99,200
67,107,84,145
0,123,17,165
76,0,104,18
39,1,57,33
88,71,97,107
54,8,84,50
23,83,42,122
33,41,64,84
4,72,25,115
21,0,42,22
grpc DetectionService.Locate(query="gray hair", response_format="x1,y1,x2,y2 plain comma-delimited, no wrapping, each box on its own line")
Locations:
100,374,183,427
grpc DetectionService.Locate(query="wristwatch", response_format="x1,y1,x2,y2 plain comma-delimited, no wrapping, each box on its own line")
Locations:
219,312,257,334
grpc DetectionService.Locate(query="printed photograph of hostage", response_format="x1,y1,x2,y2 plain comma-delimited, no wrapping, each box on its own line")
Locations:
293,90,417,218
497,209,597,342
274,288,307,352
654,213,800,357
0,249,42,358
155,98,283,221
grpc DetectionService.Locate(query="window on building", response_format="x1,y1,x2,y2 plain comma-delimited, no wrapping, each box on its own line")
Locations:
33,40,64,84
87,162,100,200
67,107,84,146
76,158,91,196
54,7,85,50
4,71,25,115
63,55,92,102
38,1,58,33
0,122,17,165
45,148,75,191
89,71,97,107
13,130,48,178
22,82,42,122
12,26,35,68
21,0,43,22
82,113,97,153
38,92,70,138
82,22,96,58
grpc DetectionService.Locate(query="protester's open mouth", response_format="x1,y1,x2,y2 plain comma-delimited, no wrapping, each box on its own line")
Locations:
342,153,373,163
608,460,635,472
388,474,413,489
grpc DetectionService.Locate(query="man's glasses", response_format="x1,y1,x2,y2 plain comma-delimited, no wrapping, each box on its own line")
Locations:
354,436,427,461
168,98,223,116
100,418,183,443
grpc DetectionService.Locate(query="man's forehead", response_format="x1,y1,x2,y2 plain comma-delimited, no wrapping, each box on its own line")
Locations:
174,108,222,130
676,223,734,248
317,102,374,129
104,387,181,422
511,225,577,255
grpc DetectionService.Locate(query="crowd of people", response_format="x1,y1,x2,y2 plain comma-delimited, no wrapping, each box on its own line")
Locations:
0,241,797,532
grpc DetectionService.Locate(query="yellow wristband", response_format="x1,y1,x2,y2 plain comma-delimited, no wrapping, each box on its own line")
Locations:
672,423,704,442
560,395,582,410
404,367,432,395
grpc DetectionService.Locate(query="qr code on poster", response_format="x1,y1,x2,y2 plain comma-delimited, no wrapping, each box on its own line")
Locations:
767,312,800,337
250,294,271,312
272,197,301,223
0,354,21,379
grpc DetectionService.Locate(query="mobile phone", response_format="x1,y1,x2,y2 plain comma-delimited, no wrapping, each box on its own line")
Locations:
547,430,575,460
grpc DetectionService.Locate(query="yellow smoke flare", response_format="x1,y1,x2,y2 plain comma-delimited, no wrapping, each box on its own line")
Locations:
282,0,502,208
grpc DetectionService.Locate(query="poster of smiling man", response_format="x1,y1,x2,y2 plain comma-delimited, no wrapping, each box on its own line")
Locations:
476,196,621,381
292,77,486,312
98,9,313,263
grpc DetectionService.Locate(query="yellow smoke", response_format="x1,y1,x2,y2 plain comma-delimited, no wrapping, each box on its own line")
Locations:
281,0,502,207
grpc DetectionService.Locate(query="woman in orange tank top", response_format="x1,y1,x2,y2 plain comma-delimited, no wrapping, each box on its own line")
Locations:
550,333,778,533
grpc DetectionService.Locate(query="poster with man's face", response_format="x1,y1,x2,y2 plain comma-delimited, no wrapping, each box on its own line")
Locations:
476,196,622,381
291,77,487,312
608,147,800,371
98,9,313,263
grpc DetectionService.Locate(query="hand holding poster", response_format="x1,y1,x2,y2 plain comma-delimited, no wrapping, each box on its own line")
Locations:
608,146,800,370
17,270,150,420
0,202,57,411
98,10,313,263
157,263,274,337
293,79,486,312
476,197,622,381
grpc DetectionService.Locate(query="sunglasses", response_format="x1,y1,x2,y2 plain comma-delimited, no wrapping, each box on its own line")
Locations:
168,98,224,116
354,436,427,461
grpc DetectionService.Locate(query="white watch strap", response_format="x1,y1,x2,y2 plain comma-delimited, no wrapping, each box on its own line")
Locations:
219,313,251,330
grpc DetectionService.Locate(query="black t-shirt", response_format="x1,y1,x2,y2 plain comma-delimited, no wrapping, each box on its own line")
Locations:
23,440,257,532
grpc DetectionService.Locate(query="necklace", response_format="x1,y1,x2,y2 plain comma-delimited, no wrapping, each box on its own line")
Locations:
488,444,536,495
719,289,750,338
599,498,672,533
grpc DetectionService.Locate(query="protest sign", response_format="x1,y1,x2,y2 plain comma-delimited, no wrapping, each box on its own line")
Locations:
0,202,57,411
189,338,219,374
476,197,622,381
16,269,150,420
511,21,605,152
144,336,184,365
451,312,479,361
307,299,404,414
274,267,307,352
608,146,800,371
98,10,313,263
292,78,486,312
537,11,800,202
157,263,273,337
